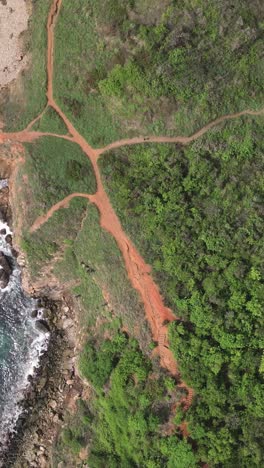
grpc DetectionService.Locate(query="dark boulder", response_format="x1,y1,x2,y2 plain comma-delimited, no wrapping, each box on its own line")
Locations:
0,251,12,288
0,268,9,288
0,251,12,274
31,310,38,319
5,234,12,245
35,320,50,334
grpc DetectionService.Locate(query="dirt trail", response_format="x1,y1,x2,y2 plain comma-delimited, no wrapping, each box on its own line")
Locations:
30,189,178,371
25,104,48,132
0,130,73,145
38,0,185,384
1,105,263,156
30,193,92,232
2,0,264,429
97,105,264,155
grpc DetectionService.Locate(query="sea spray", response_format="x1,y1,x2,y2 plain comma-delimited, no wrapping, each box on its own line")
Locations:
0,220,49,458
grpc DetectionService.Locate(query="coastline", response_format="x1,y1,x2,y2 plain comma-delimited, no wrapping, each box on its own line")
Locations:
0,161,84,467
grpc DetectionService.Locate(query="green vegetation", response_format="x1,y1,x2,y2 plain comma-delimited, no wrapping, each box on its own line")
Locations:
0,0,52,130
54,398,93,466
100,116,264,466
31,107,68,135
20,135,150,342
4,0,263,465
55,329,195,468
19,136,96,274
23,136,96,222
54,0,264,146
54,204,151,346
21,197,87,276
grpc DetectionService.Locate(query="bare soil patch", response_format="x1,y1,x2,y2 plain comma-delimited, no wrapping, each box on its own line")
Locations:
0,0,29,88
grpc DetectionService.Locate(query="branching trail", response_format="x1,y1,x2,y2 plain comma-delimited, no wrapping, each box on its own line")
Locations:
30,193,92,233
42,0,186,387
25,104,48,132
2,0,264,433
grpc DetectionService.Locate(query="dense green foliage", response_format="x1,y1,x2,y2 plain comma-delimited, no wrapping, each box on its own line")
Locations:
54,0,264,145
59,330,195,467
100,117,264,466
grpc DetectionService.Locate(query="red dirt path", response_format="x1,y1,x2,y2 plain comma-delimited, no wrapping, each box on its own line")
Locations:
42,0,185,384
1,0,264,428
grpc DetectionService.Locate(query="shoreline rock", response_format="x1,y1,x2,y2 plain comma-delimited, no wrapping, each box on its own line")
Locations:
0,170,83,467
0,251,12,288
2,296,83,467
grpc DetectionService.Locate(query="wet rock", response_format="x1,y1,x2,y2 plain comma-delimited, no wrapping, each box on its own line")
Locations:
41,308,52,320
35,320,50,334
11,247,18,258
5,233,12,245
0,251,12,274
0,268,9,288
31,310,38,319
37,377,47,392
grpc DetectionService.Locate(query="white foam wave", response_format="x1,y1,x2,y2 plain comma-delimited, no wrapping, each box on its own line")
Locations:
0,220,50,457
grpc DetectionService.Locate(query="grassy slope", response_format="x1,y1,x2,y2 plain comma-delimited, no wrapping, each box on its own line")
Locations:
31,107,68,135
54,204,151,348
18,136,96,275
99,117,264,466
54,0,264,146
23,137,96,221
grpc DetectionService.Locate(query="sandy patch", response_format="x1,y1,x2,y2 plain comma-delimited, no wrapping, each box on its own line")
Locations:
0,0,29,88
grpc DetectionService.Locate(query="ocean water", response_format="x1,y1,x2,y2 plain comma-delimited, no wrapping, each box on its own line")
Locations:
0,220,49,458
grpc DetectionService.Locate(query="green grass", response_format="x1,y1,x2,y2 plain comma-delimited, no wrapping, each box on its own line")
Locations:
18,136,96,275
54,204,151,348
31,107,68,135
22,136,96,225
19,135,150,346
21,197,88,277
53,0,264,147
53,398,93,466
2,0,52,130
54,0,121,147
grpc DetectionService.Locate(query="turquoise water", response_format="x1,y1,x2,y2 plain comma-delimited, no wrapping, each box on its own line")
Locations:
0,221,49,457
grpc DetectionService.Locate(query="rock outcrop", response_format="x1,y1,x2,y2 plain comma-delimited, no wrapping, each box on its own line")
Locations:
0,246,12,289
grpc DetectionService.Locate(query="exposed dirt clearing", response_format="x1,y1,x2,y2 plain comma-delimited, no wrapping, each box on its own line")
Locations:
0,0,29,88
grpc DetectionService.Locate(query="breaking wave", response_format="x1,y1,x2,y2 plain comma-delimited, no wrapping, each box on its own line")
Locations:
0,220,49,459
